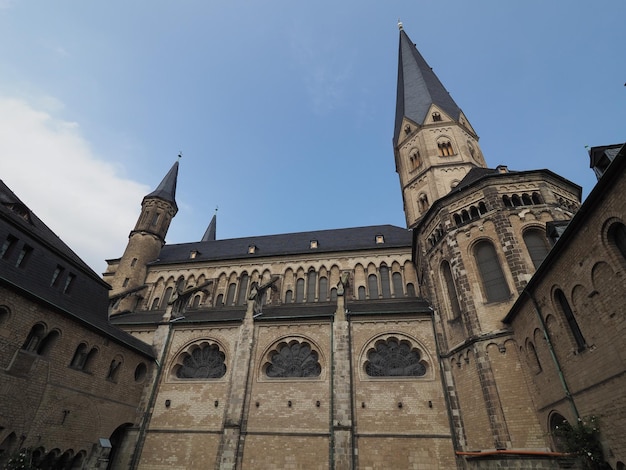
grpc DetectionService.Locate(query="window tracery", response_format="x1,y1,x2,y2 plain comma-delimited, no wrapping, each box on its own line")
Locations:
264,340,321,378
364,337,427,377
174,343,227,379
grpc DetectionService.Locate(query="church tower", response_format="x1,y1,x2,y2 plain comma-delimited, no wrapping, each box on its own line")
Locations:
105,161,179,314
394,23,485,228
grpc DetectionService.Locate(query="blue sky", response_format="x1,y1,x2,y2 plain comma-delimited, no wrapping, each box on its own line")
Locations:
0,1,624,272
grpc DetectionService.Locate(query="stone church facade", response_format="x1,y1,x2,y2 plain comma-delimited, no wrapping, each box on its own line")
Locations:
1,24,624,470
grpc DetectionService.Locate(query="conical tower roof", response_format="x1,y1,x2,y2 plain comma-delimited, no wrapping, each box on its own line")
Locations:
144,161,179,211
201,213,217,242
394,26,462,145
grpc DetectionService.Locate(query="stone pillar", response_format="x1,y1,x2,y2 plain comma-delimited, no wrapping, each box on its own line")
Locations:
216,302,255,470
332,289,354,469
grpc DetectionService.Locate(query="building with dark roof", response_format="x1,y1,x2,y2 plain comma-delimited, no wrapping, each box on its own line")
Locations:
2,23,624,470
0,180,155,468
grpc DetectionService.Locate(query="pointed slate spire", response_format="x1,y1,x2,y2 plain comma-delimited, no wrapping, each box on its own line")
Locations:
394,25,462,145
145,161,179,211
201,213,217,242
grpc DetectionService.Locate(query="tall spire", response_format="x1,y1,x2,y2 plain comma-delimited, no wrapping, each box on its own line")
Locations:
145,161,179,211
201,212,217,242
394,28,462,145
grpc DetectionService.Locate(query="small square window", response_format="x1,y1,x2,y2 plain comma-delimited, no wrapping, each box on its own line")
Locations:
189,251,199,259
310,240,318,249
50,266,64,287
375,235,385,244
130,257,137,267
1,235,17,260
63,273,76,294
248,245,256,254
122,278,130,287
15,245,33,268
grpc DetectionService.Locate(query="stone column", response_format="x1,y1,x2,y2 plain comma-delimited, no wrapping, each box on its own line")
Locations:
332,288,354,469
216,302,255,469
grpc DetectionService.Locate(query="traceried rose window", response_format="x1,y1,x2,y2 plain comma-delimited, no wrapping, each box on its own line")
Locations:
364,338,427,377
175,343,226,379
264,340,321,378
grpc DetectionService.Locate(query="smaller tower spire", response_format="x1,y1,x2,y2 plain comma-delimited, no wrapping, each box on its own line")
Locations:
144,160,179,211
202,210,217,242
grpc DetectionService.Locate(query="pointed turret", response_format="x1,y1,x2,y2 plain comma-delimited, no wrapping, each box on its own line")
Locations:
144,161,179,211
106,160,180,314
393,25,486,228
202,213,217,241
394,26,463,145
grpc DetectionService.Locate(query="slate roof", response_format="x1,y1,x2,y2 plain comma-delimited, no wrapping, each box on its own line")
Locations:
110,298,431,325
394,28,462,145
152,224,411,265
0,180,154,358
145,161,179,211
454,167,501,191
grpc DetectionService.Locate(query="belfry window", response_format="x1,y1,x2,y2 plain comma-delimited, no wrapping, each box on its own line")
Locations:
437,140,454,156
432,112,442,122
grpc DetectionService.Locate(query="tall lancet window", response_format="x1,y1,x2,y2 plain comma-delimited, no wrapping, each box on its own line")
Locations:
441,261,461,318
474,241,510,303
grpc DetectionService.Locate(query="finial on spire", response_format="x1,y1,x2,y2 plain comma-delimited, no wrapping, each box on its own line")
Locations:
178,151,183,160
398,19,403,31
215,205,219,214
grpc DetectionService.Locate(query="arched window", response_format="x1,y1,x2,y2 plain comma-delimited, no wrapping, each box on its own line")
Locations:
502,195,512,207
549,413,568,452
380,266,391,298
478,202,487,214
107,357,123,382
608,222,626,261
522,193,532,205
237,274,249,306
453,214,462,226
461,210,470,223
555,289,586,350
474,241,510,302
441,261,461,318
307,271,317,302
512,194,522,207
151,297,160,310
226,283,236,305
174,343,226,379
358,286,366,300
330,287,337,302
284,290,293,303
364,338,427,377
368,274,379,299
264,340,321,378
295,279,305,303
37,330,60,357
70,343,88,369
407,283,416,297
531,192,543,204
84,348,98,372
22,324,45,352
161,287,174,308
470,206,479,219
318,277,328,302
527,341,542,374
215,294,224,306
524,229,550,269
418,194,429,213
437,140,454,156
432,112,442,122
191,295,201,308
392,272,403,297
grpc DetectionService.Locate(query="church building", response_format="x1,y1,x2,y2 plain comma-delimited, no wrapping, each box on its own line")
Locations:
1,24,624,470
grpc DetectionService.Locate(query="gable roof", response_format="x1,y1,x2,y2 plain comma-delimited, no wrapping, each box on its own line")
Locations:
152,224,412,265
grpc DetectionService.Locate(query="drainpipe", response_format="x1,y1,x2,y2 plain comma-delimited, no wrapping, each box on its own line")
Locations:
130,322,174,470
523,291,579,420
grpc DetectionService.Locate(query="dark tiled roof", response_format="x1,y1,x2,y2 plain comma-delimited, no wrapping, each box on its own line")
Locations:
110,307,246,325
454,168,501,191
255,303,337,321
347,297,432,316
394,29,462,145
0,180,154,359
144,161,178,210
153,224,411,265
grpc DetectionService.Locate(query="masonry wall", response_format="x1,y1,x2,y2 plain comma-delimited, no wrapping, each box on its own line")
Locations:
0,286,151,467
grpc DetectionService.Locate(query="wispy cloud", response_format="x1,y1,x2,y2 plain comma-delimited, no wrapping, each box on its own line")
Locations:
0,97,149,273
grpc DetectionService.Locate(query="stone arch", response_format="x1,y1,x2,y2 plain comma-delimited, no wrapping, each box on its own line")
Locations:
602,217,626,269
359,333,433,380
170,339,228,380
0,304,11,325
258,335,325,380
